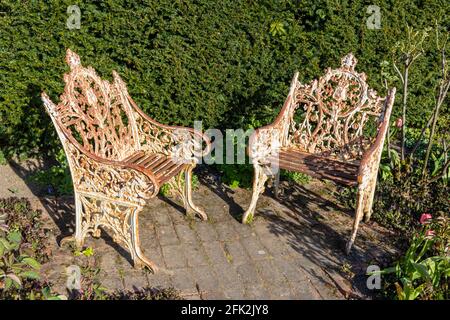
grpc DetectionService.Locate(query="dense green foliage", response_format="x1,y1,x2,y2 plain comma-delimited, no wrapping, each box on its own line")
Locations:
375,214,449,300
1,0,449,158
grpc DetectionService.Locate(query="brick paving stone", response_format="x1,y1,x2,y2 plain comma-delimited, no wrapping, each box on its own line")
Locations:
241,235,269,260
182,244,209,267
141,246,165,268
146,272,173,289
157,224,180,246
101,269,125,291
213,263,242,288
223,286,246,300
33,176,351,300
236,263,264,288
202,241,229,265
191,265,220,294
254,260,287,286
175,223,198,243
223,240,250,265
195,222,219,242
214,223,239,241
252,220,272,236
203,290,227,300
244,283,270,300
170,268,197,294
288,280,317,299
139,225,159,248
274,257,309,284
209,205,233,222
258,232,294,258
152,208,173,226
162,244,188,269
167,208,187,224
232,222,256,238
124,269,148,290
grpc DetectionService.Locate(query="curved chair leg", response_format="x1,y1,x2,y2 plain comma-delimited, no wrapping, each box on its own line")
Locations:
345,186,366,254
183,165,208,221
61,193,158,271
242,164,268,224
129,206,158,272
60,190,85,249
363,176,378,222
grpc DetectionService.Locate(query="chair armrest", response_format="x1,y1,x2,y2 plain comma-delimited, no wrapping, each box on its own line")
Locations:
358,88,396,185
248,72,300,163
128,95,211,163
67,142,160,204
248,94,293,163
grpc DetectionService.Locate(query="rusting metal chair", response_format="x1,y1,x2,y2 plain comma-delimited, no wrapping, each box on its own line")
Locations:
243,54,396,253
41,49,210,271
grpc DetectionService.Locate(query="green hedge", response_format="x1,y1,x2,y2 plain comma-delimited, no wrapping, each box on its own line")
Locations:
0,0,448,158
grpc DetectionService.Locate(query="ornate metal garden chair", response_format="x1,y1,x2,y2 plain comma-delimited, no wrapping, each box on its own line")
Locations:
41,49,211,271
243,54,396,253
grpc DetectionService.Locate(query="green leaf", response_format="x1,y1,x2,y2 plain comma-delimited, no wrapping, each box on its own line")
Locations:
411,262,430,281
6,273,22,286
82,247,94,257
0,238,12,251
7,231,21,244
22,257,41,270
20,270,40,280
4,277,13,290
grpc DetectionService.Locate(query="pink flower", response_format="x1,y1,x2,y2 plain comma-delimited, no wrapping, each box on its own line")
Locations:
420,213,432,225
425,229,435,239
395,118,403,128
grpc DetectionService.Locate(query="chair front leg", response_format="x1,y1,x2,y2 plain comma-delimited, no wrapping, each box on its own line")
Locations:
129,206,158,271
61,192,158,271
345,185,366,254
363,175,378,222
183,165,208,221
242,164,268,224
60,190,88,249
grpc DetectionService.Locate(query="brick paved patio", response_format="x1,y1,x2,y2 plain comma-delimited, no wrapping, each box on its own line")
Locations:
2,161,400,299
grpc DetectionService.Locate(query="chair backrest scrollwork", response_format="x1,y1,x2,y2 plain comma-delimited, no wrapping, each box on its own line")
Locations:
42,49,139,161
285,53,385,160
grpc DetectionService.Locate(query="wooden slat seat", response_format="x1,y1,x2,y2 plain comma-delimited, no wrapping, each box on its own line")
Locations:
123,151,188,185
270,149,359,187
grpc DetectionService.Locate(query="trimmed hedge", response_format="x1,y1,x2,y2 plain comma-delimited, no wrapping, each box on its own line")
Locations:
0,0,448,158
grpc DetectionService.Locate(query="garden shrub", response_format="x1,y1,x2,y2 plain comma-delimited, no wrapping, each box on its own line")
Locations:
372,161,449,236
1,0,448,161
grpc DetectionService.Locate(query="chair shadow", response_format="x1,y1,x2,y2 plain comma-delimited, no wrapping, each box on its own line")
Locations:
261,181,389,298
198,164,382,298
196,166,245,221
